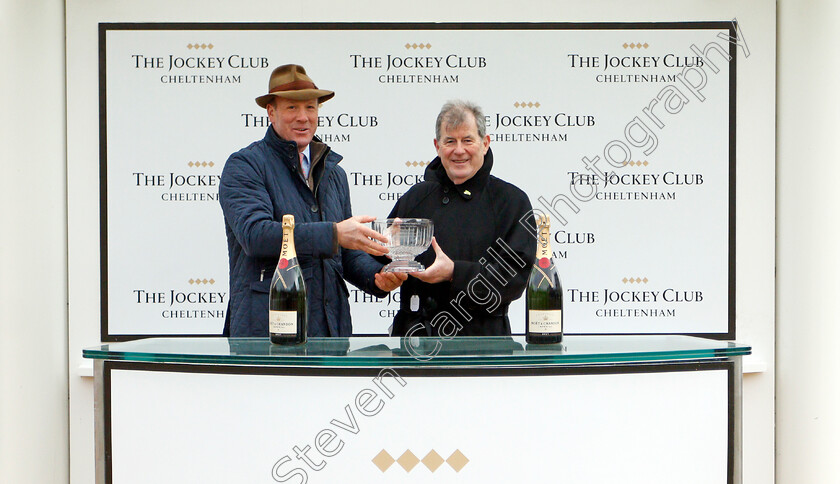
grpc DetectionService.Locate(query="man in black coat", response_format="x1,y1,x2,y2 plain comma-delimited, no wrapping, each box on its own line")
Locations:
387,100,537,337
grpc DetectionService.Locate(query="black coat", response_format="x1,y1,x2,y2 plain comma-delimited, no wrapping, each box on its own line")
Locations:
386,149,537,336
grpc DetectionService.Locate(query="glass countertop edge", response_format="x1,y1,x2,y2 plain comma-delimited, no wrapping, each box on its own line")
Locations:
82,344,751,367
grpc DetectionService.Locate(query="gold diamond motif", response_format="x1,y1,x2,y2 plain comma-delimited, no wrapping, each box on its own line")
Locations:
187,43,194,49
535,102,541,108
188,278,195,284
527,102,534,108
513,102,520,108
188,161,194,167
446,450,469,472
422,450,445,472
209,278,215,284
643,277,648,283
208,43,214,49
397,450,420,472
412,43,418,49
643,42,649,48
643,161,648,166
623,42,628,48
635,277,641,283
419,43,426,49
629,43,635,49
201,43,207,49
202,278,209,284
209,161,215,167
405,43,411,49
622,277,628,283
636,43,642,49
372,450,395,472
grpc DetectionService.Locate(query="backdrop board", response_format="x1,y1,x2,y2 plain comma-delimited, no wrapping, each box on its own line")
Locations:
100,22,736,340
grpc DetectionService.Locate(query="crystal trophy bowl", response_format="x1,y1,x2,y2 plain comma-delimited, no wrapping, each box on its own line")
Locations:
371,218,434,273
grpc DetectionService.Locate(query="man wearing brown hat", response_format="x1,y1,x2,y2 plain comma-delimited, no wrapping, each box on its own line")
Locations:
219,64,406,337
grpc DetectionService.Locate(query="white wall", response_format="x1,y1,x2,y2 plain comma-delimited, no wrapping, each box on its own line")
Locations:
776,1,840,481
0,1,69,483
58,2,774,484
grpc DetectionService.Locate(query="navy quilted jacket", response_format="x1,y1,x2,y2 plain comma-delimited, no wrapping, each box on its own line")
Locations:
219,127,385,337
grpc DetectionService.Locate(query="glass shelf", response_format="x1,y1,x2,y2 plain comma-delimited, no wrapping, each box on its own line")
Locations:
84,335,750,368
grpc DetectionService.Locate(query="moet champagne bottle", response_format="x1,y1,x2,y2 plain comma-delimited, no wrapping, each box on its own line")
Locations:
526,215,563,344
269,215,308,345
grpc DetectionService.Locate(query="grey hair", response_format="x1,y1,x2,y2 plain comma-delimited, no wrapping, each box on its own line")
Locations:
435,100,486,140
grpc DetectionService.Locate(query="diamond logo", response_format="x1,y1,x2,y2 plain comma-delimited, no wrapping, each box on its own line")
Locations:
372,450,395,472
422,450,444,472
446,449,469,472
397,450,420,471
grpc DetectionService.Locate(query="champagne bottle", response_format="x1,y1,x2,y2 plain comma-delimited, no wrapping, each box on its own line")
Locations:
526,215,563,344
269,215,308,345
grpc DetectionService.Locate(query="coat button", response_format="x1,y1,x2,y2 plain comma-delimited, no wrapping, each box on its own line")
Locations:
442,196,450,204
310,204,319,213
443,187,449,193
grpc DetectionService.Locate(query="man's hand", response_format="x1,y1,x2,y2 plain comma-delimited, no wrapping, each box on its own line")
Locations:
336,216,389,256
410,237,454,284
375,270,408,292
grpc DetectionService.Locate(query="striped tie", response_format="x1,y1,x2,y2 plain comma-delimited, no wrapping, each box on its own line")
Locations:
299,152,309,179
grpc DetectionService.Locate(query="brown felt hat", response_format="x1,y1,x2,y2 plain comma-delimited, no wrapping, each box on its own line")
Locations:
255,64,334,108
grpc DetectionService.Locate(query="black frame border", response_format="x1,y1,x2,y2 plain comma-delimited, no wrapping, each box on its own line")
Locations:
99,21,737,341
102,359,737,483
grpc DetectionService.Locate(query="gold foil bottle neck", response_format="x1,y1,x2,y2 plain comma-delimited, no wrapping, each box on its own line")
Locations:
280,214,297,259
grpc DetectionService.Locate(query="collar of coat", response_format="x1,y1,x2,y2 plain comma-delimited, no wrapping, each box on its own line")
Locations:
262,126,339,176
425,147,494,200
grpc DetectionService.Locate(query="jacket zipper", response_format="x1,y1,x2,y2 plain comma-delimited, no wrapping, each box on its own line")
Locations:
312,146,331,200
312,147,333,334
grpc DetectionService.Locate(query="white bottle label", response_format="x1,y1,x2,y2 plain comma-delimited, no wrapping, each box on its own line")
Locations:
528,310,562,334
269,310,297,335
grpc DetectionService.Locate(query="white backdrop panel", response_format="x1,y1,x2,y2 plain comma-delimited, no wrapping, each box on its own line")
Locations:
102,23,734,338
